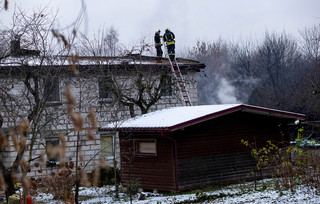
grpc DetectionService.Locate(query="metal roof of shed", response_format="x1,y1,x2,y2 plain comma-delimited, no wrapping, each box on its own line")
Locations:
100,104,307,132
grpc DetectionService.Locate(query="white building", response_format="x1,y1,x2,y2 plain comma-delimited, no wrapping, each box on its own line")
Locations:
0,45,205,178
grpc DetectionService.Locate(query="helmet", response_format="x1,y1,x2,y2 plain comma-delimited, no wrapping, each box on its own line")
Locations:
156,29,160,33
165,28,170,31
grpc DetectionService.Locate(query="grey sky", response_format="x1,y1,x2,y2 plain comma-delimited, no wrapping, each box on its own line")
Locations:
1,0,319,52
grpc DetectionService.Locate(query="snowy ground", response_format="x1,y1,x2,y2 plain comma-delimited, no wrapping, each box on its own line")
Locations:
35,179,320,203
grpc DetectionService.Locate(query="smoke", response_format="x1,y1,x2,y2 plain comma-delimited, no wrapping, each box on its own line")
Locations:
197,74,243,105
216,78,241,104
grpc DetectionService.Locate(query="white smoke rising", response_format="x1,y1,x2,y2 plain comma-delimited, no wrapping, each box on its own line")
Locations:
217,78,241,104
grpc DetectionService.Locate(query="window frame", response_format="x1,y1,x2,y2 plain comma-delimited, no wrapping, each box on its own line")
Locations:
160,75,173,97
98,77,114,102
134,139,157,157
100,134,114,159
45,137,60,167
43,76,61,103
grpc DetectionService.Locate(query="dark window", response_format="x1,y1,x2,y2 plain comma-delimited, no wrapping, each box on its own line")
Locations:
101,134,114,158
160,76,172,96
134,139,157,157
99,78,113,100
46,137,60,167
44,76,60,102
0,128,9,153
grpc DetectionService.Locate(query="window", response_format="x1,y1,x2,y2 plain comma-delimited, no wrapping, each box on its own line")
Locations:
0,128,9,153
101,134,114,158
99,78,113,100
44,76,61,102
160,76,172,96
134,139,157,156
46,137,60,167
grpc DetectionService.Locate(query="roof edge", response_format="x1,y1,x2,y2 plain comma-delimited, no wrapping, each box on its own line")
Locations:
99,104,307,133
168,104,307,132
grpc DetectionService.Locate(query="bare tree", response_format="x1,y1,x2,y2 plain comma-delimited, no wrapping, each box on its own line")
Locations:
108,64,173,116
1,2,129,203
104,26,120,57
0,30,10,59
77,32,183,117
300,24,320,94
247,32,302,109
0,8,72,200
66,28,191,202
77,26,122,56
300,24,320,61
228,40,260,102
187,39,231,104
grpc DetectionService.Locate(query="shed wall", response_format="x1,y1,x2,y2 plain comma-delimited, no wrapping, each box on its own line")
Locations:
119,132,176,191
173,112,290,190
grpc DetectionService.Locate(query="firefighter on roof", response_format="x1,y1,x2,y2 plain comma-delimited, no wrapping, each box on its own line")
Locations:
154,29,163,63
163,28,175,61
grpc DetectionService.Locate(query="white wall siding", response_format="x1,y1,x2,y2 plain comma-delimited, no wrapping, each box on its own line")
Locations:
0,65,200,178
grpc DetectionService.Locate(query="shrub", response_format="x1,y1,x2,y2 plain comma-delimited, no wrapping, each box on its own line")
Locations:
125,178,140,202
242,139,320,192
41,161,75,203
88,166,121,187
99,167,121,186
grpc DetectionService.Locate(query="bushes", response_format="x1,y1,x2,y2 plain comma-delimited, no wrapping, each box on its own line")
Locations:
41,161,75,203
87,167,121,187
242,139,320,192
99,167,121,186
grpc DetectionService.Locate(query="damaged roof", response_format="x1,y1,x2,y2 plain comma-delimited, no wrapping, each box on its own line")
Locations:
0,54,206,70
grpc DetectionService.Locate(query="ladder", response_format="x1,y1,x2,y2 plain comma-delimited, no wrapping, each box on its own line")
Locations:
163,42,193,106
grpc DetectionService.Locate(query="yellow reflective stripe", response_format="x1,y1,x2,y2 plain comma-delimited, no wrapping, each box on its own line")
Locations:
167,41,175,45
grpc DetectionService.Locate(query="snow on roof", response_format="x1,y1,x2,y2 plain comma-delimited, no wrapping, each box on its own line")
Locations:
0,56,132,67
101,104,306,132
0,55,201,67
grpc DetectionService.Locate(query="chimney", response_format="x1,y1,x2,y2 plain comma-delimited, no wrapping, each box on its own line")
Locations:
9,35,40,56
10,35,21,56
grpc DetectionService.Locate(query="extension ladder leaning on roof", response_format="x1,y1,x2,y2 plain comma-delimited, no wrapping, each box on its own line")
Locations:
162,41,193,106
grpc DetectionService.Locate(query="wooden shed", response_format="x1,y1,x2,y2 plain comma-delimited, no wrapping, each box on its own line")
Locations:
100,104,307,192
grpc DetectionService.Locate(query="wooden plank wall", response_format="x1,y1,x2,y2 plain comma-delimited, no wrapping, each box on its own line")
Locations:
119,132,176,191
174,112,291,190
178,152,255,189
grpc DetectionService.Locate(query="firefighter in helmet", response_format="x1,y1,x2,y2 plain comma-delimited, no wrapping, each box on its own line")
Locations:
154,29,163,63
163,28,175,61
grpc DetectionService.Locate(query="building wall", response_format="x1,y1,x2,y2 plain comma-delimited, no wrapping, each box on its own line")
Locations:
0,66,198,177
119,132,177,192
172,112,291,190
2,132,101,178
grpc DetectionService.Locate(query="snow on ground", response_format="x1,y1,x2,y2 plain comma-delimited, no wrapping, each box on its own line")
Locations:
35,180,320,203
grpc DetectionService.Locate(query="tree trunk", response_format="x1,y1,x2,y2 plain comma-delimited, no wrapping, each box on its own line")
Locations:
75,179,80,204
4,169,15,202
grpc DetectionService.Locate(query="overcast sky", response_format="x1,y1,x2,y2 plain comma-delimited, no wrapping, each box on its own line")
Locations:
1,0,320,53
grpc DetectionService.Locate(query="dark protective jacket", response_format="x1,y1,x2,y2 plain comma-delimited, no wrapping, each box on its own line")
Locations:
154,33,162,47
163,30,175,45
